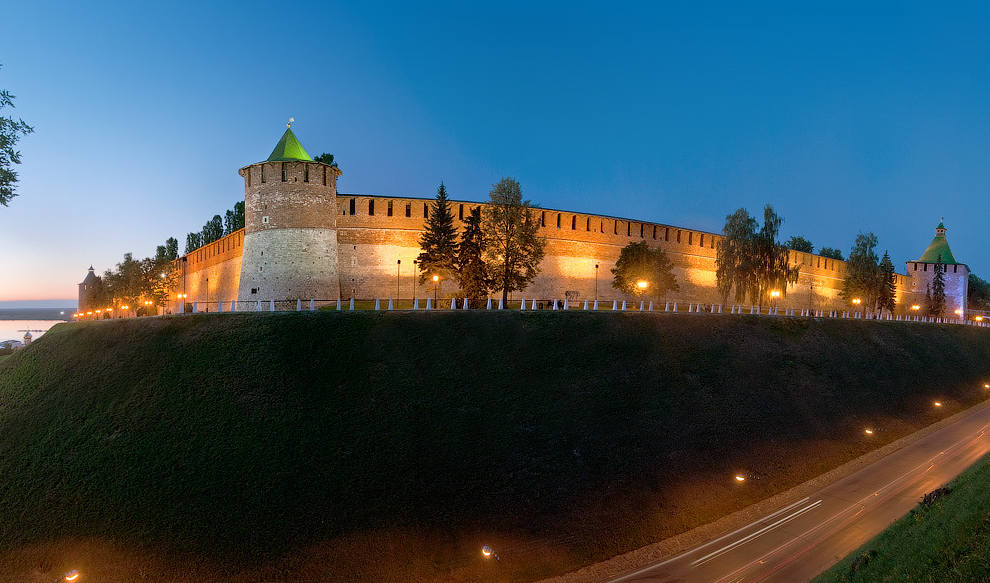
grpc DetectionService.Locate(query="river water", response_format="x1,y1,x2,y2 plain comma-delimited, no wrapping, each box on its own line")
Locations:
0,308,73,345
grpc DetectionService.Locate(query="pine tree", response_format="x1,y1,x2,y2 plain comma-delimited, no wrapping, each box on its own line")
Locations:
416,183,459,293
456,206,488,304
931,254,946,317
877,251,896,315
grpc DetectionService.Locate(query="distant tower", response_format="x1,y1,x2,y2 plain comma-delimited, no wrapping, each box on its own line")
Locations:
22,331,32,346
237,124,342,302
905,220,969,318
78,266,98,311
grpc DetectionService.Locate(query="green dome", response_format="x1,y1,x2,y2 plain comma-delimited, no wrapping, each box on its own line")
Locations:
916,221,959,265
267,127,313,162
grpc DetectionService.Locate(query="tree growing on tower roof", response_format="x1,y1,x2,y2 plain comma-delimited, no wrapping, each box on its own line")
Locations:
416,182,459,293
482,177,546,304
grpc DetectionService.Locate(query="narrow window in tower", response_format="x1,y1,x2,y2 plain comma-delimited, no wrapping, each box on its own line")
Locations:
699,234,704,247
424,203,429,218
555,213,560,228
665,227,669,242
653,225,657,240
369,200,375,215
587,217,591,231
688,232,693,245
387,200,393,217
541,211,545,227
459,204,464,220
924,264,928,271
677,230,681,243
281,162,287,182
349,198,355,215
304,164,309,182
640,224,644,238
954,265,958,273
571,216,576,229
322,167,327,185
247,168,251,187
261,164,266,183
614,221,618,235
912,263,916,271
405,203,411,217
600,221,603,232
626,222,630,236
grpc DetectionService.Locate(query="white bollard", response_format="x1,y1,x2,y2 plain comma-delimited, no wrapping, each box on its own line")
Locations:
296,299,302,311
349,298,355,311
519,298,526,310
463,298,468,309
375,298,381,310
336,298,341,310
552,299,559,310
218,300,223,313
594,300,599,310
388,298,394,310
425,298,432,310
639,301,645,311
310,299,315,311
649,301,654,311
193,301,198,314
621,300,627,311
613,300,619,311
413,298,419,310
257,300,262,312
584,300,589,310
450,298,457,310
564,299,569,310
487,298,493,310
687,303,693,313
498,298,504,309
270,300,275,312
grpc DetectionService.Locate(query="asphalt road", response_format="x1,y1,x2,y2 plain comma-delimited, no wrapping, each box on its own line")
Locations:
603,403,990,583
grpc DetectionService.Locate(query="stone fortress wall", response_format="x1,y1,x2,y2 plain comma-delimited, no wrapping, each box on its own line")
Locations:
172,192,918,314
161,127,963,316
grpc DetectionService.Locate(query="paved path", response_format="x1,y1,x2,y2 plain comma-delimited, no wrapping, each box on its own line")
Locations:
600,403,990,583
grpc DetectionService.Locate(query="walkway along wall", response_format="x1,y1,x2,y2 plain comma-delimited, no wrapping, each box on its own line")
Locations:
171,195,911,313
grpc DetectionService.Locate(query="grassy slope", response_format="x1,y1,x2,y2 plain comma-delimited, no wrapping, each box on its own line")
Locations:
0,312,989,582
812,453,990,583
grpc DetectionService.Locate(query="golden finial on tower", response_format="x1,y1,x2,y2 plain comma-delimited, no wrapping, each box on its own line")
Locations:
287,117,294,128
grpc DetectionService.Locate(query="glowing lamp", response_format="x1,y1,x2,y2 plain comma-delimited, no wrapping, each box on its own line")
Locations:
636,280,648,290
864,429,874,435
432,275,439,282
64,571,80,582
734,475,746,482
934,402,943,407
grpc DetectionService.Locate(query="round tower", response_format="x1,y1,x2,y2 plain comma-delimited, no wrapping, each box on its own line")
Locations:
236,125,342,302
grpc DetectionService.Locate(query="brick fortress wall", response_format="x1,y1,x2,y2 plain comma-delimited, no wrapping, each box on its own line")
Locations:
173,194,915,311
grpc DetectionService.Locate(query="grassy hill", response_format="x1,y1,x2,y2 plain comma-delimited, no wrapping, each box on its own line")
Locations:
1,311,989,582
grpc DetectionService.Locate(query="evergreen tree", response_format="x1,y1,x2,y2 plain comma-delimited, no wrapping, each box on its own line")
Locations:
314,152,339,168
611,241,679,299
456,206,488,304
416,183,459,294
0,65,33,207
482,177,547,303
202,214,224,245
877,251,896,315
931,254,946,317
185,232,202,254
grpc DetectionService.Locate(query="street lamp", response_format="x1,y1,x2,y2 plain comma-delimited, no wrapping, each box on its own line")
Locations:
433,274,440,302
636,280,649,296
770,290,780,309
396,259,401,301
595,263,599,301
852,298,861,315
482,546,500,561
412,260,418,302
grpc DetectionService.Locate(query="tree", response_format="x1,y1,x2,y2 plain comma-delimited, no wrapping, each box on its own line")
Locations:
0,66,34,207
818,247,843,260
877,251,896,315
715,208,758,303
482,177,547,303
416,183,459,295
715,204,798,305
967,274,990,312
155,237,179,262
785,236,813,253
314,153,339,168
103,253,145,312
930,254,946,317
202,214,224,245
223,201,245,234
456,205,489,304
185,232,203,254
611,241,679,299
841,232,882,313
143,256,179,314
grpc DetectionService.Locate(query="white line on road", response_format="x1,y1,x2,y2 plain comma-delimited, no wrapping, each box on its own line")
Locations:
690,500,823,567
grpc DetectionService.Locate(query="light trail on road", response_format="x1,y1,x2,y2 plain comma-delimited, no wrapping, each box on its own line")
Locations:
602,403,990,583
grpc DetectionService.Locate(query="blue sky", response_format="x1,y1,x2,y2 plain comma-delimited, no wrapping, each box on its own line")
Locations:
1,1,988,304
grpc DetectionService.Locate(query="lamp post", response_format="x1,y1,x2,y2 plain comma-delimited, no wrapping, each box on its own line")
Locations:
60,570,80,582
413,260,418,302
852,298,861,315
595,263,599,300
636,279,648,296
433,274,440,302
770,290,780,310
396,259,401,301
809,281,815,310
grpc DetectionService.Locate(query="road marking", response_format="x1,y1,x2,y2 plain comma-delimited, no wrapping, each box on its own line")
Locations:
690,500,823,567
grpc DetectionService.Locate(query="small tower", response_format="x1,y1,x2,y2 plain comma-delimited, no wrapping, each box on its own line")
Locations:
905,220,970,318
78,266,98,312
237,124,342,302
22,331,32,346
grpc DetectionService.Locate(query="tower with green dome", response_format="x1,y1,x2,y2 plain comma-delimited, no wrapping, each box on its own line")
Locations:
905,220,969,318
236,123,343,302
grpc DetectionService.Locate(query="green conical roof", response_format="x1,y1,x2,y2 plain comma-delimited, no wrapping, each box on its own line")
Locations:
267,127,313,162
916,221,959,264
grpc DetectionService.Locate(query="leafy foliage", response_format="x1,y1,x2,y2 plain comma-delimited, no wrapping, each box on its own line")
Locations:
715,205,799,304
0,65,34,207
967,274,990,312
611,241,679,299
841,232,882,313
785,235,814,253
224,201,245,235
184,231,203,255
482,177,546,303
313,152,339,168
456,205,488,304
818,246,844,260
416,183,459,292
